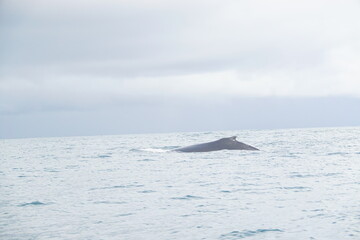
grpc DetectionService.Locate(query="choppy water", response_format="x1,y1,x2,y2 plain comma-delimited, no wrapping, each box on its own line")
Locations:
1,127,360,240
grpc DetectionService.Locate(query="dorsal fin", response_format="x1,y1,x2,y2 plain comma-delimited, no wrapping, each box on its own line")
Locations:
229,136,237,141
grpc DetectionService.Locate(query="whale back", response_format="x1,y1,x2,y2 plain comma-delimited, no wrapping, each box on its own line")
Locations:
174,136,259,152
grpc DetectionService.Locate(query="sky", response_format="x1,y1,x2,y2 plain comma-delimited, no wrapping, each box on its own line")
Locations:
1,0,360,139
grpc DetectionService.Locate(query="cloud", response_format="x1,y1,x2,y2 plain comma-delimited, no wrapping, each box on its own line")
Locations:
1,0,360,115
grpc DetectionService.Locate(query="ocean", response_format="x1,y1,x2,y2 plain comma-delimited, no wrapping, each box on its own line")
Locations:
1,127,359,240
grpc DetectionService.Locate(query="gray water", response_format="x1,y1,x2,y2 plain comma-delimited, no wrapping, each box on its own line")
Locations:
1,127,360,240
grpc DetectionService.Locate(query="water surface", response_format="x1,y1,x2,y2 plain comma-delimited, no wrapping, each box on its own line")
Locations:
1,127,359,239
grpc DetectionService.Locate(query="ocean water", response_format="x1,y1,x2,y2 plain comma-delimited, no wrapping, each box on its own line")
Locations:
1,127,359,240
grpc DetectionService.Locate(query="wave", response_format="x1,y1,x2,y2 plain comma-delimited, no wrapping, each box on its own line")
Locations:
130,148,170,153
171,195,204,200
129,145,180,153
220,229,283,239
89,184,144,191
18,201,49,207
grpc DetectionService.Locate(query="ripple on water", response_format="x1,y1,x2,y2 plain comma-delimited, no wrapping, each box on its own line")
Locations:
97,154,112,158
90,184,144,190
220,190,232,193
44,168,60,173
18,201,48,207
171,195,204,200
138,190,156,193
137,158,157,162
115,213,134,217
93,201,126,205
219,229,283,239
279,186,312,192
289,174,315,178
327,152,348,156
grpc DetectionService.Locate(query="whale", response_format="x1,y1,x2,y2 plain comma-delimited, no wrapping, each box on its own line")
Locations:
174,136,259,152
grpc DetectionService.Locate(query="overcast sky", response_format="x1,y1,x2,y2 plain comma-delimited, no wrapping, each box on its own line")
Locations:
1,0,360,139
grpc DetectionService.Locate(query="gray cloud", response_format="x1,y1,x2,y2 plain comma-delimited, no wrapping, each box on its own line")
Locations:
2,0,359,70
1,97,360,139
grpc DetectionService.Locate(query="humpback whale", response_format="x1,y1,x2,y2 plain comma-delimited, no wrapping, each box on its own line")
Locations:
174,136,259,152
